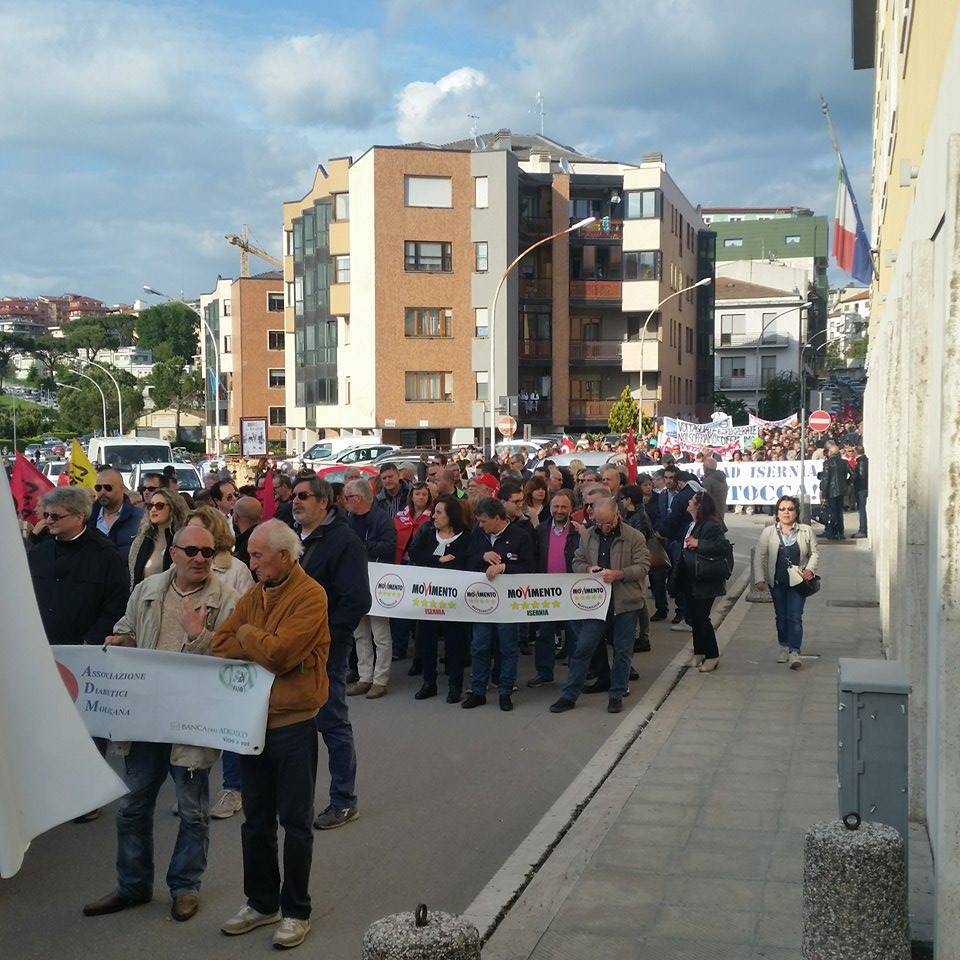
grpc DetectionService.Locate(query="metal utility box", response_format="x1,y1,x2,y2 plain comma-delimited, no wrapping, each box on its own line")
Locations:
837,659,910,847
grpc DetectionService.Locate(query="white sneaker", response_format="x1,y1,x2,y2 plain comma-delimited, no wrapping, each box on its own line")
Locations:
776,646,789,663
789,651,802,670
273,917,311,949
670,623,691,633
687,654,704,667
221,904,282,936
211,789,243,819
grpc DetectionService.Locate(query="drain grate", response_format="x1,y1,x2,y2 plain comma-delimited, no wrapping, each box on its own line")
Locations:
827,600,880,608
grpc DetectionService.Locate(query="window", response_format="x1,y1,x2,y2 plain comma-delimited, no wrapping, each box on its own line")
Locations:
334,193,350,221
761,354,777,384
223,335,232,353
285,230,293,256
342,315,350,345
405,371,453,401
222,300,231,316
474,241,488,272
345,376,351,405
404,176,452,208
474,176,489,208
720,356,747,378
405,241,452,273
294,277,303,315
785,235,801,245
269,406,286,426
334,255,350,284
404,307,452,338
267,292,283,312
719,313,746,344
723,238,744,248
286,280,294,307
268,368,285,389
623,250,662,281
268,330,284,351
624,189,662,219
685,327,694,353
475,307,489,338
475,371,489,400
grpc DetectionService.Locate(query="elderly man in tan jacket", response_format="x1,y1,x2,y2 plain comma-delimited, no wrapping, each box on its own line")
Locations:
82,524,239,924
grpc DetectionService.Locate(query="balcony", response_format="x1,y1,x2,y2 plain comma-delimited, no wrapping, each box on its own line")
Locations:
569,279,622,301
520,215,553,237
715,333,791,349
569,399,615,421
518,339,552,360
569,339,623,362
570,217,623,241
519,399,552,421
716,375,764,390
518,277,553,299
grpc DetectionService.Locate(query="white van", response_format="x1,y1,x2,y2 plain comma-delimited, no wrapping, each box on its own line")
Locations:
87,437,174,488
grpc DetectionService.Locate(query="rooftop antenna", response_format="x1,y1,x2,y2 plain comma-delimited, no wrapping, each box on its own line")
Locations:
531,91,546,136
468,114,485,150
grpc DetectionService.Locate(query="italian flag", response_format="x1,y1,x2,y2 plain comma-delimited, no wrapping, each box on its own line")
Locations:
832,161,873,285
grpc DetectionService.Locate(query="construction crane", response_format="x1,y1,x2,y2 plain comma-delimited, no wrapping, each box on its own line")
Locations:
225,224,282,277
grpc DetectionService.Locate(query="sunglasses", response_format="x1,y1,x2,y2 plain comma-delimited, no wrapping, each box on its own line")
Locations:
142,485,159,494
94,484,113,492
292,491,316,501
172,545,216,558
148,502,169,511
42,512,68,521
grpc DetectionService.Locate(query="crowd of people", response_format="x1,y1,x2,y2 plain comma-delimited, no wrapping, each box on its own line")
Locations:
15,413,865,949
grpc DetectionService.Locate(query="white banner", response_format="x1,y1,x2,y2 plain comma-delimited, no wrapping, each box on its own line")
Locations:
51,646,275,755
676,420,759,447
685,461,821,505
368,562,612,623
749,412,800,429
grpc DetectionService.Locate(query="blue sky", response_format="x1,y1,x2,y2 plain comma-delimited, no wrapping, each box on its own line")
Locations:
0,0,875,304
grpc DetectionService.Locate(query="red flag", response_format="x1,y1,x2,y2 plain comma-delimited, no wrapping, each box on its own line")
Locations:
559,435,575,454
256,468,278,521
10,452,54,524
626,427,638,483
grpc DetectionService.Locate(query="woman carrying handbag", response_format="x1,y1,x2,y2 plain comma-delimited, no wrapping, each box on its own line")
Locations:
754,494,821,669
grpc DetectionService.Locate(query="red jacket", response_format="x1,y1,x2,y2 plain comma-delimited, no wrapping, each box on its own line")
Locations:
393,508,433,564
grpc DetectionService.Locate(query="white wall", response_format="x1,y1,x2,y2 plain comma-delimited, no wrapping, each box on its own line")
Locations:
716,259,811,292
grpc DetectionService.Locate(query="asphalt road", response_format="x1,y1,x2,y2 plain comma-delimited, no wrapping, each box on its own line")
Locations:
0,516,764,960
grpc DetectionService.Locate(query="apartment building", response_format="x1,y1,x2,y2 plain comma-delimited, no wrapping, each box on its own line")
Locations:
281,133,715,453
198,271,286,449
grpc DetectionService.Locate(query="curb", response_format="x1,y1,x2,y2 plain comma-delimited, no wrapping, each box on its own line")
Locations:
463,565,753,944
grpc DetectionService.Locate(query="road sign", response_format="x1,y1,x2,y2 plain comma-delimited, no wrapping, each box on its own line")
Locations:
497,415,518,437
808,409,832,433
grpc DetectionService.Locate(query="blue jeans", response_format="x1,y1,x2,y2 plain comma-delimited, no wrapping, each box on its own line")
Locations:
314,639,357,810
221,750,241,791
116,741,210,901
471,623,519,696
649,568,669,615
857,489,868,535
533,622,566,681
562,609,638,701
770,583,806,652
391,618,415,658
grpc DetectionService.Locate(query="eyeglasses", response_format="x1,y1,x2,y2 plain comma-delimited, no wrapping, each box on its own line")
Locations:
94,484,113,492
142,485,159,494
777,505,796,512
171,545,216,559
148,502,169,511
42,512,68,521
292,491,316,501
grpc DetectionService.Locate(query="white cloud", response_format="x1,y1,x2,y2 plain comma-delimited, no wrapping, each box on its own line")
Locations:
396,67,490,142
251,32,384,128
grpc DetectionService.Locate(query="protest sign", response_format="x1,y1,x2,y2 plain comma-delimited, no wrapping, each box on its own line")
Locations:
51,646,274,755
685,461,821,505
367,563,612,624
748,412,800,429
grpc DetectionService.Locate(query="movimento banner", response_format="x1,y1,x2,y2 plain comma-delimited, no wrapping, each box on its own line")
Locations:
367,562,612,623
685,461,821,505
52,646,275,755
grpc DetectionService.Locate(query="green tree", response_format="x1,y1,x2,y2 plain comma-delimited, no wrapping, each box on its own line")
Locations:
64,318,114,361
136,303,199,361
148,360,204,440
57,365,144,436
608,386,639,435
30,336,72,390
0,332,30,393
758,373,801,420
712,391,749,425
100,312,137,348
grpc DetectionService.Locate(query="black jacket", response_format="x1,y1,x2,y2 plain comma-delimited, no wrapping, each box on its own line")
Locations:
853,455,869,493
29,529,130,645
347,506,396,563
659,485,696,542
467,520,534,574
298,508,372,645
535,521,580,573
670,519,729,600
819,453,851,499
275,499,295,527
234,525,253,568
87,497,144,563
408,523,471,569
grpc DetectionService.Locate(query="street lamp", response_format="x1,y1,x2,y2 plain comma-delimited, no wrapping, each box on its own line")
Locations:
81,358,123,435
487,216,597,454
63,369,108,438
143,284,220,456
753,294,802,413
635,277,712,418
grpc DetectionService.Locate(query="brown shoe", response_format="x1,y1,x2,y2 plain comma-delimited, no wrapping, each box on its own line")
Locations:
346,681,372,696
171,893,199,922
365,684,388,699
83,891,151,917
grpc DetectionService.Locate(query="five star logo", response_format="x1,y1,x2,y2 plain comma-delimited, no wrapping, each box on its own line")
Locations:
511,601,521,610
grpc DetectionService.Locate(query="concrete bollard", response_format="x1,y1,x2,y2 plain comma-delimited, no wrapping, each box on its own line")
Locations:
363,904,481,960
802,814,910,960
745,545,773,603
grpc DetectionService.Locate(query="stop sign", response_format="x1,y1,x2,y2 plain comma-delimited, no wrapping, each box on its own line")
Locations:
497,415,518,437
808,409,832,433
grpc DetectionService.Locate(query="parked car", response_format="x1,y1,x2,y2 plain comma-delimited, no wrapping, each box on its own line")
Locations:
43,460,67,481
283,440,397,472
129,461,202,493
314,464,380,485
24,444,45,462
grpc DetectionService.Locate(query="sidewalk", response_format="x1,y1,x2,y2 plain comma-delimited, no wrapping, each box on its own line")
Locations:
479,537,932,959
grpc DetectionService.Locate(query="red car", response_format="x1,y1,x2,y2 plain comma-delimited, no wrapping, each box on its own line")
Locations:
313,464,380,486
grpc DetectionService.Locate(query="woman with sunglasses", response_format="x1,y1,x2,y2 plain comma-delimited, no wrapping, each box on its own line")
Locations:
128,489,190,587
184,506,254,596
754,495,820,669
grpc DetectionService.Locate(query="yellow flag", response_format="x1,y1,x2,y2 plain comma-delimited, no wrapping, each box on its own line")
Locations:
67,439,96,488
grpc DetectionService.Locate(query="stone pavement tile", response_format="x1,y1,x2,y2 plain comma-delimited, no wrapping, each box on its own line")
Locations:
778,809,831,833
710,772,786,796
686,826,778,852
647,752,724,772
762,881,804,915
698,805,780,833
661,875,765,912
590,838,679,875
766,842,804,883
747,949,802,960
636,939,754,960
640,766,716,789
726,739,792,760
547,900,659,938
755,911,803,949
675,845,771,880
724,754,791,777
575,869,669,906
704,786,786,812
664,728,733,748
631,781,711,806
652,906,759,945
530,929,645,960
618,802,700,827
787,759,836,780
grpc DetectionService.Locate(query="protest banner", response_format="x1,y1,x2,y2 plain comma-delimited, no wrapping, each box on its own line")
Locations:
0,470,127,878
676,420,759,447
748,412,800,429
10,452,53,523
51,646,275,755
685,461,821,505
367,562,612,624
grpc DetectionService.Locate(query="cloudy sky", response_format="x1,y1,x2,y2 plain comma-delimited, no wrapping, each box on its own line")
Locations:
0,0,875,304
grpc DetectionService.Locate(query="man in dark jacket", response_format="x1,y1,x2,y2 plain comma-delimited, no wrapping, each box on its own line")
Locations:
88,467,143,563
462,498,534,712
530,489,579,687
31,486,129,646
657,467,697,625
852,446,869,538
272,473,295,527
373,463,411,518
819,441,851,540
291,475,371,831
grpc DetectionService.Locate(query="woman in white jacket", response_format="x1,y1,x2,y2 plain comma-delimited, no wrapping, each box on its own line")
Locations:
754,495,820,669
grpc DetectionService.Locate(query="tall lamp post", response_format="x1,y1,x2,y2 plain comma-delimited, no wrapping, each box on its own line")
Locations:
81,359,123,436
487,216,597,455
636,277,712,418
64,368,108,438
143,285,220,456
753,294,802,413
